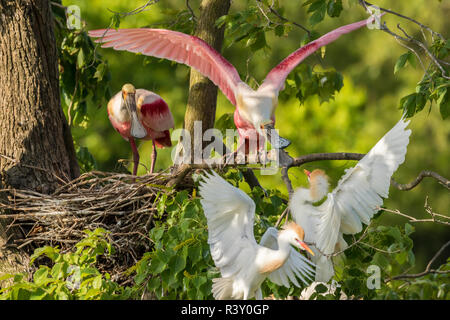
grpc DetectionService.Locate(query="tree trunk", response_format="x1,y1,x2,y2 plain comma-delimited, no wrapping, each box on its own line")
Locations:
183,0,231,162
0,0,79,277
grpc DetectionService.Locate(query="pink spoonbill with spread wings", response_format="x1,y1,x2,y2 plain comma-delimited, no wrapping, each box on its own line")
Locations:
89,16,377,160
108,83,174,175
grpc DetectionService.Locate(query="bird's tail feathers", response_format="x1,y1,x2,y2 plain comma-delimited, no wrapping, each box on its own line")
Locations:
212,277,235,300
314,255,334,283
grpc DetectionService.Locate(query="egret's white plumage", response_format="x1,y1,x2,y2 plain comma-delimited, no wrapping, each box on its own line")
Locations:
199,171,315,300
290,118,412,282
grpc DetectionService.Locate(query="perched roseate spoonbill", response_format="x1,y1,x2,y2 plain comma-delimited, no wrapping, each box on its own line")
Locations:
89,16,377,158
199,171,315,300
290,118,411,282
108,83,174,175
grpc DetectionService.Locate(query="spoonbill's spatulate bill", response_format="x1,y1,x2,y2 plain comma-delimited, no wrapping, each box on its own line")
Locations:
89,16,377,156
108,84,174,175
289,118,411,282
199,171,315,300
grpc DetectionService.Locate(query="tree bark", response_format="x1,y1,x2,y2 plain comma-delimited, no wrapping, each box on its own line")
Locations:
0,0,79,277
183,0,231,162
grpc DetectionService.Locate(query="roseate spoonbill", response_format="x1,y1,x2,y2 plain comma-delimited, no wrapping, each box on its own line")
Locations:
289,118,411,282
108,83,174,175
89,16,377,160
199,171,315,300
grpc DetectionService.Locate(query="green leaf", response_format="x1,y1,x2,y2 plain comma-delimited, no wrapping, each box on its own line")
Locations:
315,283,328,294
30,288,50,300
30,246,60,264
437,89,449,119
309,10,325,26
147,277,160,291
215,112,235,136
404,223,415,236
33,268,50,286
372,252,390,269
170,253,186,276
400,93,417,117
327,0,343,17
0,274,14,282
77,48,85,69
149,257,166,274
274,25,285,37
394,53,409,74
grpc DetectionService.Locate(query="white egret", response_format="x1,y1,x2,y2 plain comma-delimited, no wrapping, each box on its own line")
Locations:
290,118,411,282
199,171,315,299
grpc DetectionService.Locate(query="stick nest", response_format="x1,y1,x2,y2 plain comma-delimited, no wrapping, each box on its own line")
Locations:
0,169,195,283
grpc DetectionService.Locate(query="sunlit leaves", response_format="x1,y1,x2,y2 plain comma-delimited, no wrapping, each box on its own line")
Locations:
0,229,131,300
53,2,112,129
304,0,343,26
395,38,450,119
282,64,344,105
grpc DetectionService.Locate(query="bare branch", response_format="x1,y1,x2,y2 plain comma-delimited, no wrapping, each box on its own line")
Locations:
281,167,294,196
106,0,160,16
359,0,444,40
391,170,450,191
386,240,450,282
185,0,197,21
255,0,310,35
378,198,450,226
275,207,290,228
290,152,364,168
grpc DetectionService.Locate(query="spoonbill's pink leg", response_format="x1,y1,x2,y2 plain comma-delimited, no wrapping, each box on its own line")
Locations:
150,140,157,174
129,137,140,177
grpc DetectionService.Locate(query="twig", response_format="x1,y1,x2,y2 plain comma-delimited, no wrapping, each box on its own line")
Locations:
359,1,444,40
281,167,294,197
290,152,364,168
185,0,197,22
256,0,310,35
106,0,160,16
386,240,450,282
378,199,450,226
0,153,67,185
391,170,450,191
275,207,289,228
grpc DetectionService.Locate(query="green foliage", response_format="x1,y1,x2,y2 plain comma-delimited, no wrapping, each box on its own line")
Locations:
76,145,98,173
320,222,450,300
0,229,131,300
53,3,112,128
129,190,216,299
395,38,450,119
304,0,343,26
43,0,449,300
216,7,269,53
128,172,299,300
282,64,344,105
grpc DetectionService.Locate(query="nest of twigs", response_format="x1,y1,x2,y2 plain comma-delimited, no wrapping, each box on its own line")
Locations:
0,169,196,282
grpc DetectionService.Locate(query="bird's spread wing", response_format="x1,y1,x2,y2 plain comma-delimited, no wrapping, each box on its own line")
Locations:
89,28,243,106
260,227,315,287
199,171,257,277
289,190,320,245
259,16,377,95
315,118,411,254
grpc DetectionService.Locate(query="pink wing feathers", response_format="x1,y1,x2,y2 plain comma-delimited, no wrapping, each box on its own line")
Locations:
260,16,378,94
136,89,174,133
88,28,243,106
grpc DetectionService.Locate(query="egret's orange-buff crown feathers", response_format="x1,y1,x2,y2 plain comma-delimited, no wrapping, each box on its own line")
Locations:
282,221,305,241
